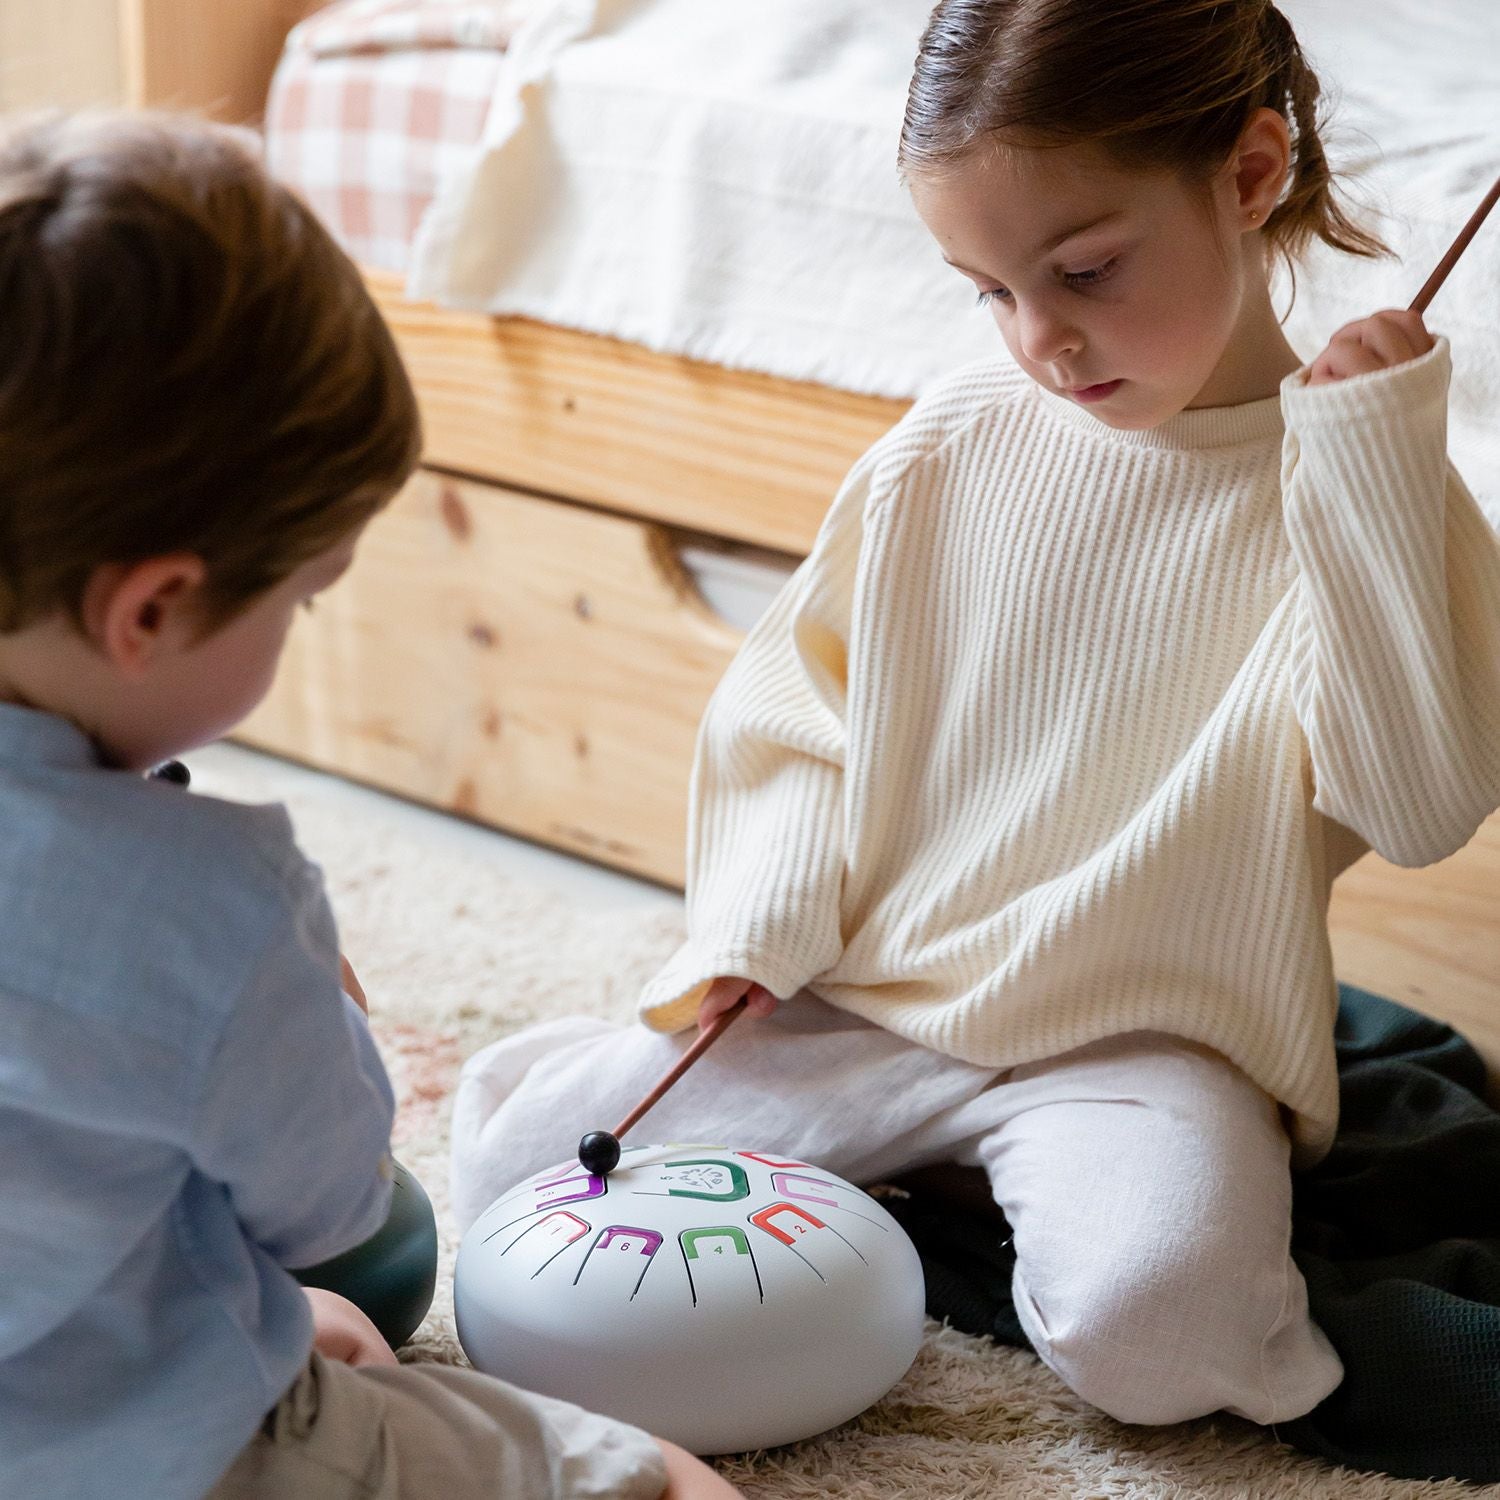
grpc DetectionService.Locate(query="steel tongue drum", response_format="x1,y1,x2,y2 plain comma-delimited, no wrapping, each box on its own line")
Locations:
454,1144,927,1454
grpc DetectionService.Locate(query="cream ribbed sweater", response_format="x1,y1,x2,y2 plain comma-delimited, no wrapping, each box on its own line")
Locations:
638,337,1500,1158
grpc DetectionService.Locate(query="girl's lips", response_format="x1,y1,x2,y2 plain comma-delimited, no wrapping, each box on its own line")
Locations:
1067,380,1123,403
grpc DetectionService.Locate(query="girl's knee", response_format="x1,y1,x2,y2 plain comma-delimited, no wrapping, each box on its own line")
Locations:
1016,1243,1289,1425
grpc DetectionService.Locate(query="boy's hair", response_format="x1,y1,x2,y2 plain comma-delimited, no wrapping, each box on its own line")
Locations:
0,111,421,634
899,0,1390,285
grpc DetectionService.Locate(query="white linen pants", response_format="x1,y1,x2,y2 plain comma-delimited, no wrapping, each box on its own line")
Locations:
451,996,1343,1428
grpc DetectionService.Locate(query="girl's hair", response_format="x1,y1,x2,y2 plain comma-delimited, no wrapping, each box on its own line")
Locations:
899,0,1390,284
0,111,421,635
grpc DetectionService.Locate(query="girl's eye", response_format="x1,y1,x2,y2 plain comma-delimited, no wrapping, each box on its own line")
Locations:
1065,256,1120,288
974,257,1121,308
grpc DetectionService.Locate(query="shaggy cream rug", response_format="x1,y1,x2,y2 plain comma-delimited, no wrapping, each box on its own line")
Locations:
195,751,1495,1500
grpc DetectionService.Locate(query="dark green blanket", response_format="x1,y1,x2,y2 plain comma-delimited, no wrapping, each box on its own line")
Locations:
882,986,1500,1484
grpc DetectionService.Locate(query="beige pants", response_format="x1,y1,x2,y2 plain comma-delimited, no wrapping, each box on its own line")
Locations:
207,1352,667,1500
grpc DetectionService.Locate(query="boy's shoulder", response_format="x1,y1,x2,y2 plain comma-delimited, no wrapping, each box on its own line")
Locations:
866,354,1037,491
121,774,314,917
54,766,309,910
0,761,325,1054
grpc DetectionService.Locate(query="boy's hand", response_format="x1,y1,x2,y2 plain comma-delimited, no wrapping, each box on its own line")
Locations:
656,1438,744,1498
1306,309,1433,387
303,1286,397,1369
339,954,369,1016
697,975,778,1034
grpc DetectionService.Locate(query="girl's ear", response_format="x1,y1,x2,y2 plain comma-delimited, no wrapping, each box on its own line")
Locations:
1231,107,1292,222
79,554,210,679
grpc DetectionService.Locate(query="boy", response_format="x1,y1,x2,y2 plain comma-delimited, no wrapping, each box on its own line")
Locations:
0,111,736,1500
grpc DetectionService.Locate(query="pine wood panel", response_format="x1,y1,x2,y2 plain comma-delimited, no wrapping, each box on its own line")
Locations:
1329,813,1500,1069
367,271,909,557
120,0,327,122
239,469,743,885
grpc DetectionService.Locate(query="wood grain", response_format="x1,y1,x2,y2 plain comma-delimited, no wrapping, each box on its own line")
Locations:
1330,812,1500,1067
238,470,743,885
368,271,908,557
120,0,328,122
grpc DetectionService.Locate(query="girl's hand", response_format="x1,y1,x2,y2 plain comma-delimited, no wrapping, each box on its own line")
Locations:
339,954,369,1016
697,975,778,1033
303,1286,397,1369
1306,308,1434,387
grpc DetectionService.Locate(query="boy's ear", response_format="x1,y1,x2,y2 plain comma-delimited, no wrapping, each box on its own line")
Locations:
79,554,210,679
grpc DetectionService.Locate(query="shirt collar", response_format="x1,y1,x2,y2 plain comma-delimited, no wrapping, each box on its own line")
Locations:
0,702,104,770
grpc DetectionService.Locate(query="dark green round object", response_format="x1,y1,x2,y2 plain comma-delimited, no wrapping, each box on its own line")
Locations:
294,1159,438,1350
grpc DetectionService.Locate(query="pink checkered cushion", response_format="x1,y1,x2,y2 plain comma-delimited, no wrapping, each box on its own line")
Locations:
266,2,518,271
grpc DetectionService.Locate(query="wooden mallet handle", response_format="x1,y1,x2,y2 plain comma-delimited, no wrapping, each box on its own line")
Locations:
610,998,749,1141
1408,173,1499,314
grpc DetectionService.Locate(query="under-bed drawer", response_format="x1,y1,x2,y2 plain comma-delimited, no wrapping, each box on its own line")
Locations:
238,469,745,885
367,272,907,557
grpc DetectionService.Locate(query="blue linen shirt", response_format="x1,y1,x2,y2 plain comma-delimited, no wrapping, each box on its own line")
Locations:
0,704,396,1500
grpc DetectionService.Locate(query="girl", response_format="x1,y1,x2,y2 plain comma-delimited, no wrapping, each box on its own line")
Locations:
453,0,1500,1429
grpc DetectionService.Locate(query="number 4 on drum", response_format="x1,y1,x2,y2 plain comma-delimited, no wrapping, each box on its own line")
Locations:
679,1226,765,1306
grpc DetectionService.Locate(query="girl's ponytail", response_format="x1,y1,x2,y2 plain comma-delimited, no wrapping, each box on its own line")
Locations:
1256,3,1387,267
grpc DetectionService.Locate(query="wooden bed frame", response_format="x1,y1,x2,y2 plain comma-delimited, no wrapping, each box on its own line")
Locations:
121,0,1500,1067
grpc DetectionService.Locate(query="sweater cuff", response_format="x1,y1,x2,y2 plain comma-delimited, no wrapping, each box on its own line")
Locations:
1280,334,1450,429
636,941,817,1033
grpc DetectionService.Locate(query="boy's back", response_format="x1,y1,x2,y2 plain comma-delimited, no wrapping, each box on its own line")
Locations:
0,700,394,1497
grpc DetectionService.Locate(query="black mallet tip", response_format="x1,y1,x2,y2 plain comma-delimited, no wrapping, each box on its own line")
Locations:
150,759,192,787
578,1130,621,1177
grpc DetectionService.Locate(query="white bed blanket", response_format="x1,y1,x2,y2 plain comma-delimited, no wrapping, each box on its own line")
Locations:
410,0,1500,518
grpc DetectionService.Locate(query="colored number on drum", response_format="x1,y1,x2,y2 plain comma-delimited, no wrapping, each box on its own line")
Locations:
749,1203,826,1244
574,1225,662,1299
534,1171,607,1208
736,1151,813,1169
638,1158,750,1202
679,1226,764,1305
770,1172,839,1206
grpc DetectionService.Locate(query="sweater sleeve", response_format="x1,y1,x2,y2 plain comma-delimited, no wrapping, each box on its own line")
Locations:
636,445,877,1032
1282,335,1500,867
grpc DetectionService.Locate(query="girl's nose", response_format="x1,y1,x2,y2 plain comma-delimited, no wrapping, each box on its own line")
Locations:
1016,301,1082,365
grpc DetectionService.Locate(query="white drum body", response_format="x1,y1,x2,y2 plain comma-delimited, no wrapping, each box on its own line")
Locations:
454,1144,927,1454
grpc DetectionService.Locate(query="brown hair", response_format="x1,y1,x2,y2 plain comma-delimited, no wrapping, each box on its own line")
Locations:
0,111,421,634
899,0,1389,282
